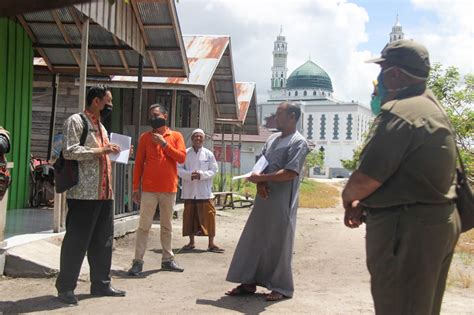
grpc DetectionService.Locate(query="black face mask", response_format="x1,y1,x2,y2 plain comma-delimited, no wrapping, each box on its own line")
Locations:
100,104,113,120
149,117,166,129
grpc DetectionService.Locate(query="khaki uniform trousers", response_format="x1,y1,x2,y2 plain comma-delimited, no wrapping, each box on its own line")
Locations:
135,192,176,262
366,203,460,315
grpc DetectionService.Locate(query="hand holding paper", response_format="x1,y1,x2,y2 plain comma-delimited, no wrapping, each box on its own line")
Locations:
109,133,132,164
232,155,268,180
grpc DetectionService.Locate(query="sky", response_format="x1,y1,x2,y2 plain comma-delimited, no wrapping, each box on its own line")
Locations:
175,0,474,106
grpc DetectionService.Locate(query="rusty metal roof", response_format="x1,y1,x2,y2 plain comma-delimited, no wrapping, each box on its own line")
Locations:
112,35,239,120
215,82,259,135
236,82,259,135
24,0,189,77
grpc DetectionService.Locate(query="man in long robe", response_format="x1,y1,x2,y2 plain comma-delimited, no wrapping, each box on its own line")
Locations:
226,101,310,301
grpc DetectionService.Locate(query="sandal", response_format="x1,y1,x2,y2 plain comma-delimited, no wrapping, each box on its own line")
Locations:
265,291,287,301
207,246,225,253
225,284,256,296
182,244,195,250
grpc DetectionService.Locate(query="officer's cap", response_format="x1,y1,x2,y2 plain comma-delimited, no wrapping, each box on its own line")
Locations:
366,39,430,78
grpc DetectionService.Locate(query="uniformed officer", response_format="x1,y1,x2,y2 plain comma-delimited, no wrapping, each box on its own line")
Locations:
342,40,461,314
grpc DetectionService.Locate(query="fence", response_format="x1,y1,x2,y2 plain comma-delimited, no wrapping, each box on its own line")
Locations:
112,161,138,219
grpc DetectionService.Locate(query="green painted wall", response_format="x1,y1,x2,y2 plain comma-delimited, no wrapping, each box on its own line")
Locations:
0,18,33,210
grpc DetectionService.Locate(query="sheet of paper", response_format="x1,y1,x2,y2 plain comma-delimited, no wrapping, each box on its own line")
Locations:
232,155,269,180
109,133,131,164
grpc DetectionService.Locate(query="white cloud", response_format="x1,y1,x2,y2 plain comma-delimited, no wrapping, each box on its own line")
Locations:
176,0,473,107
409,0,474,75
176,0,378,105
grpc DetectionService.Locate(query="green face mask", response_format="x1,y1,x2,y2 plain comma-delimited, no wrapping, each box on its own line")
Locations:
370,72,388,115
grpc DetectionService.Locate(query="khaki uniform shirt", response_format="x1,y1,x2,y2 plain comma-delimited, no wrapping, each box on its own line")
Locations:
358,85,457,208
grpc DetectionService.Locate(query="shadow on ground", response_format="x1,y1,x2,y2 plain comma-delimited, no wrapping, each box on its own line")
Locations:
0,294,99,313
196,294,286,314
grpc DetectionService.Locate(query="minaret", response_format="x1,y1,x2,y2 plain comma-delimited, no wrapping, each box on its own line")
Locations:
271,26,288,90
390,14,404,42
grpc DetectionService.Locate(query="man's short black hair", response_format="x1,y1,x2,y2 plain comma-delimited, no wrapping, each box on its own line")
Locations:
148,103,168,116
282,101,301,121
86,85,111,107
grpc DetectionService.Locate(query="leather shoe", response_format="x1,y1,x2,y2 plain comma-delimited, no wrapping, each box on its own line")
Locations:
161,260,184,272
90,285,126,297
58,291,78,305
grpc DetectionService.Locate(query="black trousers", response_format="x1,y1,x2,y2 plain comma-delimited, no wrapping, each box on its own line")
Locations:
55,199,114,292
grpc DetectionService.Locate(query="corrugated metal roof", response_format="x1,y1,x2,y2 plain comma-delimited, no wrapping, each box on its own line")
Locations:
114,36,229,87
112,35,238,120
25,0,189,77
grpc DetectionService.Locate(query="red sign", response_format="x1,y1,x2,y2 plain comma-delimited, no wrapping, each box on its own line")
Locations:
214,144,240,168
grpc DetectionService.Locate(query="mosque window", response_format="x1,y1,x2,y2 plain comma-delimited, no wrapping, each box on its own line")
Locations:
346,114,353,140
288,91,291,96
280,79,284,87
322,91,325,96
333,114,339,140
307,114,313,139
313,90,316,96
303,91,307,96
295,91,298,96
320,115,326,140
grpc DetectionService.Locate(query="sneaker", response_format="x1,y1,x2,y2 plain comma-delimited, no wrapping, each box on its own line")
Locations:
173,210,179,219
161,260,184,272
128,259,143,276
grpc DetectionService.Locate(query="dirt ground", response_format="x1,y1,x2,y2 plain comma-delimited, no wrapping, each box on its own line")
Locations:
1,203,473,314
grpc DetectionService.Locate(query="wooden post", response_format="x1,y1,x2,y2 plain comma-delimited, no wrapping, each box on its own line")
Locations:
135,54,144,146
47,74,59,161
171,90,177,129
230,124,234,191
238,126,242,176
55,17,88,232
220,123,225,191
78,18,89,112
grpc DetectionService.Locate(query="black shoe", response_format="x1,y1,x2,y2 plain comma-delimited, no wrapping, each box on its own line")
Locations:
90,285,126,297
128,259,143,276
58,291,78,305
161,260,184,272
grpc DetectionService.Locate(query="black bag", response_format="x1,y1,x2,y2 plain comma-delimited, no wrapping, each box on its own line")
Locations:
0,154,11,200
54,114,88,193
455,152,474,233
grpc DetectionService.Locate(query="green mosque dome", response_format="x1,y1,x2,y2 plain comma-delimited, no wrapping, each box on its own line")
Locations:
286,60,333,92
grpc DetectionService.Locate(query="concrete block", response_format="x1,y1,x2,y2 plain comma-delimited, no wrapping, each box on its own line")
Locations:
113,215,139,238
4,239,89,278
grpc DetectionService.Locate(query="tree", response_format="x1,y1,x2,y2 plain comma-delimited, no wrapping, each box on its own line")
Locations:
340,63,473,180
305,147,325,177
427,63,473,181
340,143,364,171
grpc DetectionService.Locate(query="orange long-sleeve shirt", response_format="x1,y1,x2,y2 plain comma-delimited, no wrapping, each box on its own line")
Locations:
133,127,186,193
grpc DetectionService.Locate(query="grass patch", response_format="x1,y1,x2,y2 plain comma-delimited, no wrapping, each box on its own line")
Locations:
456,229,474,255
448,229,474,289
298,180,340,208
214,176,339,209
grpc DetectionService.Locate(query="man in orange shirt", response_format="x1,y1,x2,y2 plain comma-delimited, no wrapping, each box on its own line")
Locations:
128,104,186,275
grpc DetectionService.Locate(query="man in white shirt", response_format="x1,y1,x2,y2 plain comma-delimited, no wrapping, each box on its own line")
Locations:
178,129,223,253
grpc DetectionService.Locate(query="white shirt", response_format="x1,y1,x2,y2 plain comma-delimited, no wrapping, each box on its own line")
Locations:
178,146,218,200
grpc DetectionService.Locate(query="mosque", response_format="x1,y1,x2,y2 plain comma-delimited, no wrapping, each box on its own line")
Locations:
257,18,405,178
